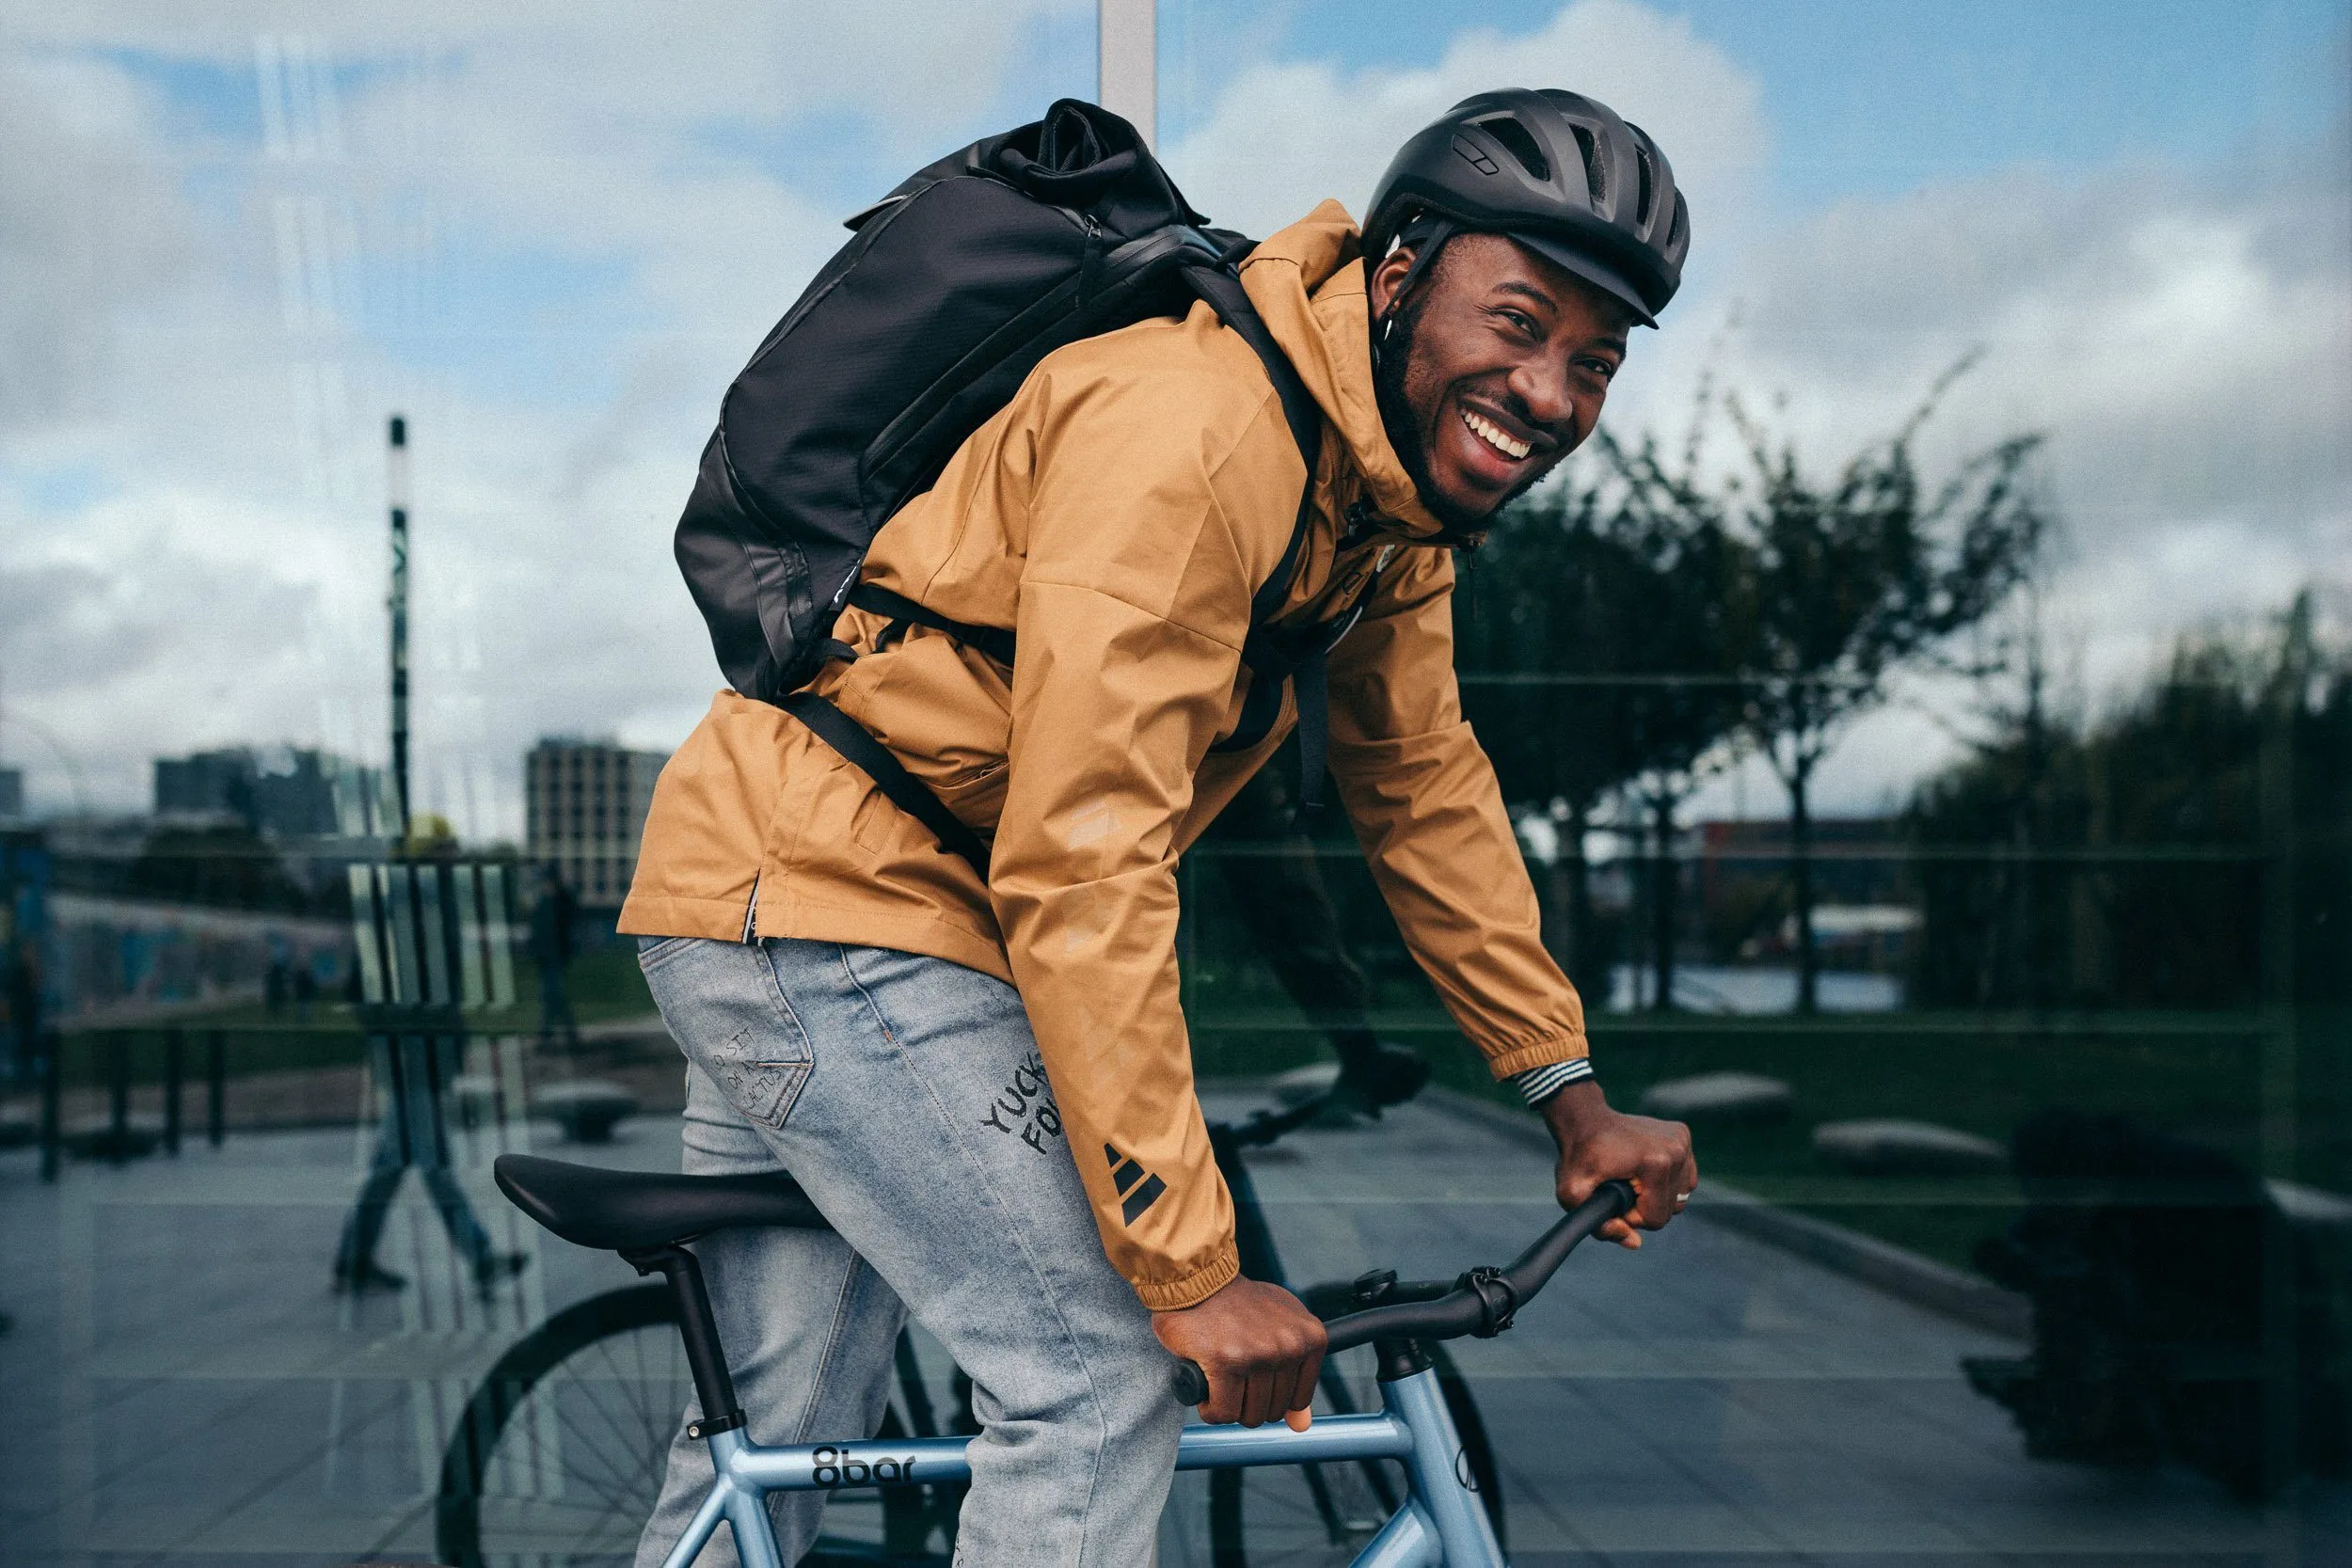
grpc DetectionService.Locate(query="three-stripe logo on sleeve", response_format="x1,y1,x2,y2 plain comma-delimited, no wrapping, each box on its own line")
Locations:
1104,1143,1166,1225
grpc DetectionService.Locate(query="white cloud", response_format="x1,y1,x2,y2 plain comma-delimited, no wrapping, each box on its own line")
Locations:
1635,138,2352,809
2,0,2344,834
0,7,1088,820
0,62,204,432
1698,152,2352,546
0,2,1089,133
1160,0,1767,250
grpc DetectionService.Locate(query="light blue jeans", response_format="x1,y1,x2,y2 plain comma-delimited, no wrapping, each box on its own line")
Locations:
630,936,1183,1566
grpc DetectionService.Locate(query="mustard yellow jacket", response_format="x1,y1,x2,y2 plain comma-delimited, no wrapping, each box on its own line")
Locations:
620,201,1588,1309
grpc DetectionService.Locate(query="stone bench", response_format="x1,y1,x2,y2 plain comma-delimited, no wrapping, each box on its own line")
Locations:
1638,1071,1794,1123
531,1079,641,1144
1813,1118,2007,1177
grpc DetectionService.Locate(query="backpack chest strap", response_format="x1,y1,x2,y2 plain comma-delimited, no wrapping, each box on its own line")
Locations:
846,583,1017,666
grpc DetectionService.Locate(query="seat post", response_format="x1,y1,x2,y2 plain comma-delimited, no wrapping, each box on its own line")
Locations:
621,1243,746,1438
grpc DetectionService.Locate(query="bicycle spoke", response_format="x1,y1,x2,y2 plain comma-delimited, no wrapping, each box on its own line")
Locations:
539,1343,640,1484
547,1341,673,1554
464,1316,696,1567
545,1354,661,1497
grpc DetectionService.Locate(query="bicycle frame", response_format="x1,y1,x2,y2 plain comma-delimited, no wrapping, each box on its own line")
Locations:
659,1362,1502,1568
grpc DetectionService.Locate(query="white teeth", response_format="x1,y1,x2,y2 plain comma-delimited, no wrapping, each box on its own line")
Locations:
1461,408,1532,460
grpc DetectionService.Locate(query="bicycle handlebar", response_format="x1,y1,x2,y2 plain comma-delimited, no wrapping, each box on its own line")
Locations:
1216,1092,1333,1151
1168,1180,1636,1407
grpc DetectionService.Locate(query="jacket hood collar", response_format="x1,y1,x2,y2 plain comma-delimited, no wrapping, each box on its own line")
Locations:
1236,200,1448,542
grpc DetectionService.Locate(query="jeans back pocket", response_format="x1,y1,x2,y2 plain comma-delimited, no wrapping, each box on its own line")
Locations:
709,1025,812,1132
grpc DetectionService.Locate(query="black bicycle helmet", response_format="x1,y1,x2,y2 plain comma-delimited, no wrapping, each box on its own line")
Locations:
1364,87,1690,326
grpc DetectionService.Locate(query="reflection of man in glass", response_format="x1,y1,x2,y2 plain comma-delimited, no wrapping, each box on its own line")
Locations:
1200,739,1430,1120
333,1029,527,1294
263,937,291,1017
530,863,580,1048
1,848,45,1084
292,954,318,1023
4,926,38,1083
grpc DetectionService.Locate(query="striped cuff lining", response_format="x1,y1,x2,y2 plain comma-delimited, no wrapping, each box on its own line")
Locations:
1512,1057,1594,1105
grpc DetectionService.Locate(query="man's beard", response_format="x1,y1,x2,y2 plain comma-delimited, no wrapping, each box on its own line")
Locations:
1371,291,1493,537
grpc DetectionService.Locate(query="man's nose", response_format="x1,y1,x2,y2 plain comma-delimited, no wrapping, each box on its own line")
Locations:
1508,354,1577,437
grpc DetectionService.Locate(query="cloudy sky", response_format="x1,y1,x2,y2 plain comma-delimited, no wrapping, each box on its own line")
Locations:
3,0,2347,832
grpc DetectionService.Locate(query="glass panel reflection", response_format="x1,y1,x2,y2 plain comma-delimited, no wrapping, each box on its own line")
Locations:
2,3,2345,1564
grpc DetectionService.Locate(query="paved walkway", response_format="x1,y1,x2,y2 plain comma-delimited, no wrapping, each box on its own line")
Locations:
0,1084,2337,1565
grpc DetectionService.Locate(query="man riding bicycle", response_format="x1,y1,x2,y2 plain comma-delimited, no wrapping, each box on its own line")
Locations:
619,88,1700,1565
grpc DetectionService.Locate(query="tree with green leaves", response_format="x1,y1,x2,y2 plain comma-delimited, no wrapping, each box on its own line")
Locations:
1721,364,2048,1009
1455,458,1750,1008
1913,592,2348,1013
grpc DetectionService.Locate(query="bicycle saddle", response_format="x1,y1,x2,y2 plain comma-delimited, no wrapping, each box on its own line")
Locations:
494,1154,831,1252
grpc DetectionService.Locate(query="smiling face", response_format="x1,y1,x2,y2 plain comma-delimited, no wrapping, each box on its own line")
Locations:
1368,231,1634,530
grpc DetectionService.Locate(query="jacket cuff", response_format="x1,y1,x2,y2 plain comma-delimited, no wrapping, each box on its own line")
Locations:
1511,1057,1595,1105
1484,1033,1589,1079
1134,1242,1242,1312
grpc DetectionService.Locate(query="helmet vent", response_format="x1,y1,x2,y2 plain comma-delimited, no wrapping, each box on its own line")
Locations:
1568,124,1607,207
1473,114,1549,182
1666,196,1689,255
1633,146,1656,228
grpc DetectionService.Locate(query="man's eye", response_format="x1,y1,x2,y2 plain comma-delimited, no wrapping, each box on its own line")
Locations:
1578,357,1618,381
1497,309,1539,337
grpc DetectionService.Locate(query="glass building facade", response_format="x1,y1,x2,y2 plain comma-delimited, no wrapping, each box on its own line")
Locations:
0,3,2344,1563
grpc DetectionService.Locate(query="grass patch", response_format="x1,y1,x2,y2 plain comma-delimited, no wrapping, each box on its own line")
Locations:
1190,997,2314,1277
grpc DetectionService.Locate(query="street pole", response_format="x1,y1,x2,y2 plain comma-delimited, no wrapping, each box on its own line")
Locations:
387,415,412,846
1098,0,1155,149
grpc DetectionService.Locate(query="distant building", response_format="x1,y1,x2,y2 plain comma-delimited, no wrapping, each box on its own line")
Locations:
1697,816,1917,965
154,749,256,822
0,767,22,820
251,751,343,836
153,748,348,838
525,739,670,908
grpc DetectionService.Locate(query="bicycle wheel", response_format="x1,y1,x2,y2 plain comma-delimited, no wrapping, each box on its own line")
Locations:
437,1287,952,1566
437,1284,690,1567
1201,1340,1503,1567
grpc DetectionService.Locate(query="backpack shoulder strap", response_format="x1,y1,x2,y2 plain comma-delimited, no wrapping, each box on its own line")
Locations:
780,690,993,878
1183,261,1353,807
1178,262,1322,625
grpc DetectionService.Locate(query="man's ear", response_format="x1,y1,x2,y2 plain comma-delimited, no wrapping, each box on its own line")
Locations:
1366,245,1419,321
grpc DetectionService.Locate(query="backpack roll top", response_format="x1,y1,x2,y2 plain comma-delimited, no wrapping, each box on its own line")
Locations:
675,99,1224,704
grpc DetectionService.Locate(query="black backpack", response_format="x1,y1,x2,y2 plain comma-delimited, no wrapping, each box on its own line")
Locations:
674,100,1362,877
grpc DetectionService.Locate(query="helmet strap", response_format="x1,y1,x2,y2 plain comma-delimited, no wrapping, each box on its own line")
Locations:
1376,219,1454,344
1367,223,1497,552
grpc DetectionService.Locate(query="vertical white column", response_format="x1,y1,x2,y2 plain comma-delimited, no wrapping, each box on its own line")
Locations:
1098,0,1156,149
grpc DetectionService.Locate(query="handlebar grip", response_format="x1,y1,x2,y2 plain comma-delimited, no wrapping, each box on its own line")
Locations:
1596,1178,1638,1219
1170,1358,1210,1407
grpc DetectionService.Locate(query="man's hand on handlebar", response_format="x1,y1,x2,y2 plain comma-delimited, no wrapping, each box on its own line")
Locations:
1152,1275,1327,1430
1541,1078,1697,1248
